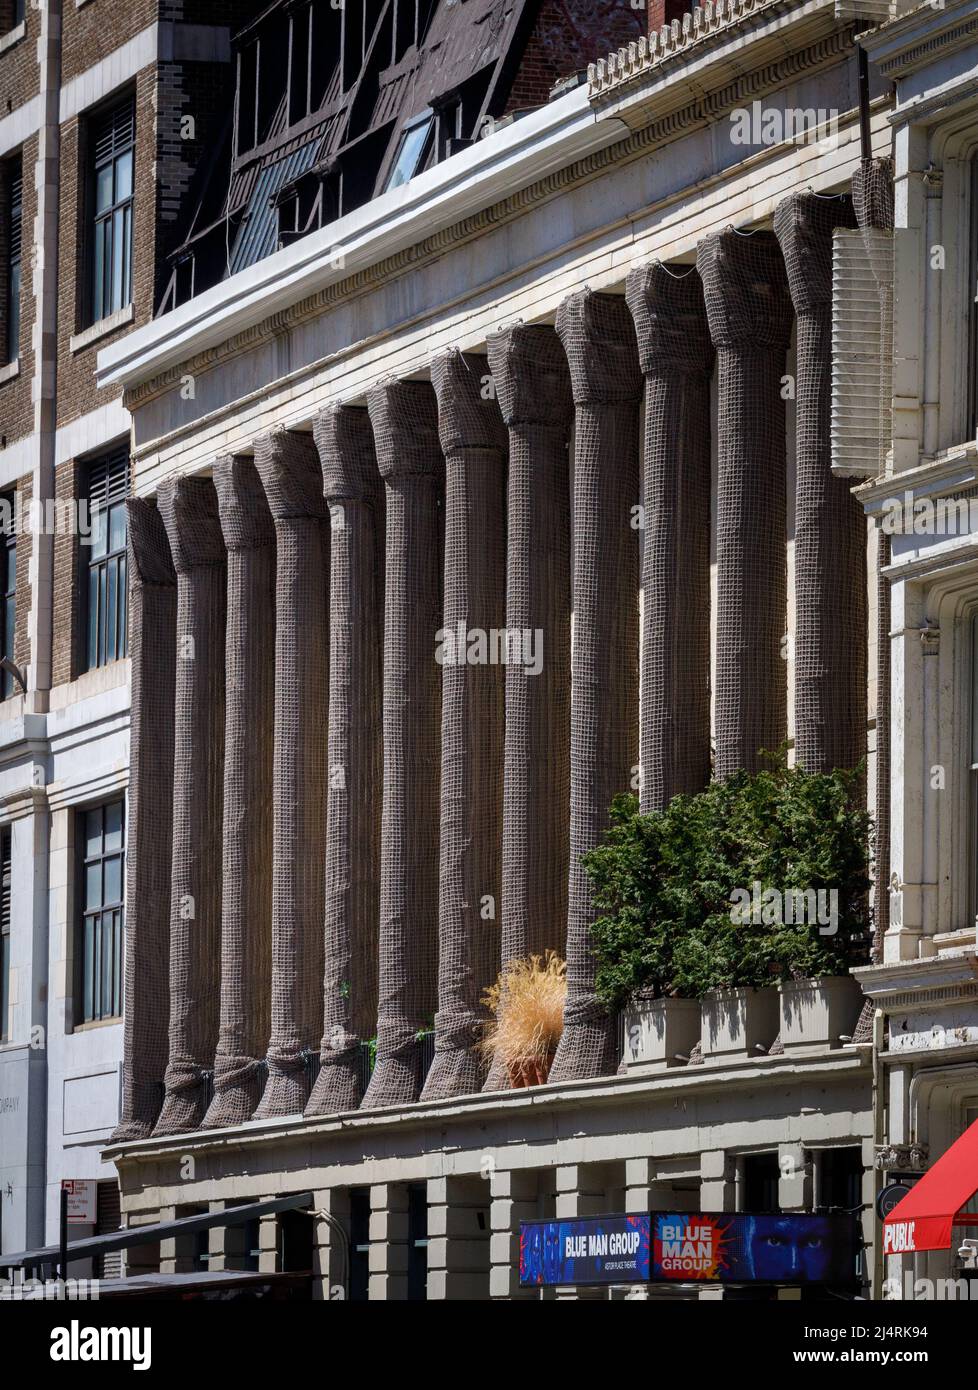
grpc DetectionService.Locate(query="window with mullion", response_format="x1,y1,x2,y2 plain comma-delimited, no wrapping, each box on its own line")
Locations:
86,449,129,670
1,491,14,698
79,800,125,1024
90,99,135,326
5,160,21,365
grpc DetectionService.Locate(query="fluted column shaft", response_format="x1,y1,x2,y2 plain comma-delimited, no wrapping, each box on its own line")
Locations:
252,431,330,1119
202,456,276,1127
549,290,642,1083
112,500,176,1141
305,406,384,1116
697,229,793,779
361,379,444,1109
773,193,864,776
625,263,714,811
154,478,227,1136
421,351,507,1100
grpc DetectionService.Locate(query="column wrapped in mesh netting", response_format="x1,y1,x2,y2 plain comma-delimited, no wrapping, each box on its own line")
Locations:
252,431,330,1119
852,157,895,1039
483,323,572,1091
305,405,384,1116
111,499,176,1142
202,455,276,1128
420,351,507,1101
774,192,865,776
153,478,227,1137
625,262,713,811
361,379,444,1108
696,229,793,779
548,290,642,1083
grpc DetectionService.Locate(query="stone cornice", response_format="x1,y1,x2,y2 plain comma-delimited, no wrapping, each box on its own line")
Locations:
860,0,978,82
122,24,860,417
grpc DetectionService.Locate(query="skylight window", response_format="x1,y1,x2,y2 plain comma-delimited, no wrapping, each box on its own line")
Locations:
385,113,433,192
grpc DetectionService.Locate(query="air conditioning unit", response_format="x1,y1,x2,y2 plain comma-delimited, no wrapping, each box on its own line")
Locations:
831,227,894,479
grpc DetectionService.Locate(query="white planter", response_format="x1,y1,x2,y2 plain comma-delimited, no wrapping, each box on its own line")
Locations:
778,975,863,1052
622,998,701,1071
700,987,779,1060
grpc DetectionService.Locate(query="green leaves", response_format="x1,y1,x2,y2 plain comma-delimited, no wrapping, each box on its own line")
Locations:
584,760,873,1009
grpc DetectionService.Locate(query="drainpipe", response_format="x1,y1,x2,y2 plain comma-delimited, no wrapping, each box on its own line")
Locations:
872,1006,886,1300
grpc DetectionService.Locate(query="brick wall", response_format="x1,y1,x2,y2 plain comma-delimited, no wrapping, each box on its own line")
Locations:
504,0,647,112
13,471,31,676
0,133,38,450
51,459,84,688
0,6,38,119
649,0,693,32
61,0,158,86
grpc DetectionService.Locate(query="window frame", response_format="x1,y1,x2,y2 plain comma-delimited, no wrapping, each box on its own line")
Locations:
84,447,129,671
0,488,14,698
76,798,126,1025
4,156,21,367
87,97,135,328
1,825,10,1042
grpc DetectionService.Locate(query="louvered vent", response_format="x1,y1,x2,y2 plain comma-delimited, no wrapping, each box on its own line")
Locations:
831,227,894,478
1,828,10,933
87,447,130,506
93,101,135,169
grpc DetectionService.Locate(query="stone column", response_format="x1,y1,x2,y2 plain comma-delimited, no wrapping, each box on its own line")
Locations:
111,500,176,1141
369,1183,410,1301
625,262,714,811
696,229,793,779
306,405,384,1116
549,290,641,1083
483,324,572,1091
773,192,865,776
154,478,227,1137
421,351,507,1101
252,431,330,1118
489,1170,541,1301
426,1175,490,1301
361,380,444,1108
202,455,276,1128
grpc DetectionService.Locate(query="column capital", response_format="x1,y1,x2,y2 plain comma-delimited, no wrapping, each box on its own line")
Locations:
555,289,642,406
624,261,713,377
430,349,507,456
695,227,792,352
773,192,856,314
212,454,276,552
313,404,382,503
486,322,572,430
253,430,327,520
156,476,225,573
126,498,176,587
366,378,443,480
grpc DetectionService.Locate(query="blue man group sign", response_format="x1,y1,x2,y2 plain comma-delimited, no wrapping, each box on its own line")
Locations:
519,1215,651,1287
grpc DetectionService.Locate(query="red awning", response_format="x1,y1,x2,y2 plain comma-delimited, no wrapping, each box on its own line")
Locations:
883,1118,978,1255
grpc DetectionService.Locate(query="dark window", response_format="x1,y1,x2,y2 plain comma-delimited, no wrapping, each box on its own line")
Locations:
1,826,10,1042
349,1187,370,1302
742,1152,781,1213
85,448,129,669
4,159,21,365
89,99,135,325
13,0,25,25
407,1183,428,1301
1,490,15,697
279,1208,313,1273
970,156,978,439
818,1147,863,1212
78,798,125,1023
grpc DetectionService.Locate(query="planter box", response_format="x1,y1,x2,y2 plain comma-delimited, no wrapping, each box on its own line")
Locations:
778,975,863,1052
700,987,779,1060
622,998,701,1071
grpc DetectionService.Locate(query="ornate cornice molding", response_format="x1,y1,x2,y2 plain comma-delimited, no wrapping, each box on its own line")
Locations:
125,26,858,417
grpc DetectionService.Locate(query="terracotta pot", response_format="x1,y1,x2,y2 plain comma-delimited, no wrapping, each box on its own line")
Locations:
508,1054,553,1088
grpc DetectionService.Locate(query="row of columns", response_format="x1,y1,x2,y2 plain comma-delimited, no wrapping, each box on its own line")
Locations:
114,189,869,1140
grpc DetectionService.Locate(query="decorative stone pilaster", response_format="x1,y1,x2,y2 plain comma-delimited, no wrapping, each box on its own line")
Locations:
252,431,330,1119
774,192,865,777
625,262,713,811
111,500,177,1142
153,478,227,1137
696,228,793,779
360,379,444,1108
421,351,507,1101
305,405,384,1116
549,290,642,1083
202,456,276,1128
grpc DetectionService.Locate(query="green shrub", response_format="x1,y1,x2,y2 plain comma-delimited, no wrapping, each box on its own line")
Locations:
584,760,873,1009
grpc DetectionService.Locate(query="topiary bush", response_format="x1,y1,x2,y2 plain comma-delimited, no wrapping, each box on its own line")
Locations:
584,759,873,1010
